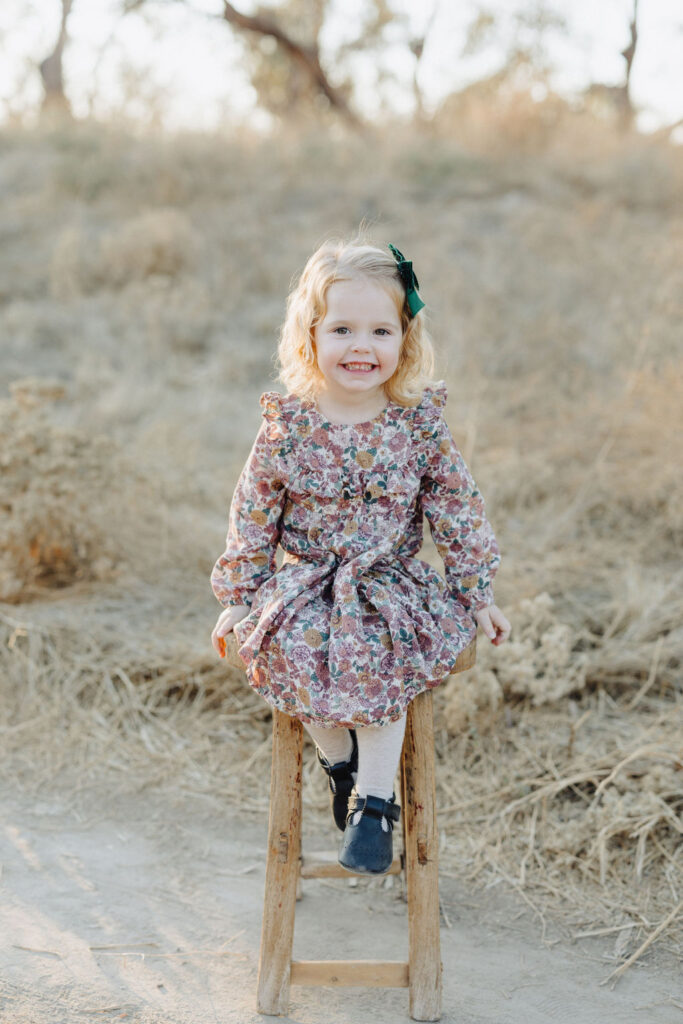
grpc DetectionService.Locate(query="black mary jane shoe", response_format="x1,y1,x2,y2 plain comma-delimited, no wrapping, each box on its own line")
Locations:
337,789,401,876
316,729,358,832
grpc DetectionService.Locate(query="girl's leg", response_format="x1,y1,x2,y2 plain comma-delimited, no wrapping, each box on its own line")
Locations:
304,722,357,832
303,713,407,793
353,712,407,829
355,713,407,799
304,714,407,834
302,722,354,764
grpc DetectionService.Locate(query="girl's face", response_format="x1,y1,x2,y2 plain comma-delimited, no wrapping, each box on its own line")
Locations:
313,277,403,406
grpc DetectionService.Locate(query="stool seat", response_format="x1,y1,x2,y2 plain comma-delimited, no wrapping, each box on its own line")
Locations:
222,633,477,1022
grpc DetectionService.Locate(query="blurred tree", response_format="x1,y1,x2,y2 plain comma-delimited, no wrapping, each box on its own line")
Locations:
121,0,404,127
458,2,568,92
221,0,358,123
39,0,74,119
583,0,640,130
435,1,569,146
620,0,639,125
408,3,439,124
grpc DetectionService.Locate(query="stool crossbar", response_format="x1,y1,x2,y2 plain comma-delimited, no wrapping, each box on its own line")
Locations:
224,634,477,1022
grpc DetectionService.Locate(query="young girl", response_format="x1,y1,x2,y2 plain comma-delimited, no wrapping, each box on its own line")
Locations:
210,238,510,876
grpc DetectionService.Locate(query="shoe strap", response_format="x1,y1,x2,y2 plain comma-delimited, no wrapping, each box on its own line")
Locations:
316,730,358,779
317,752,356,780
348,793,401,823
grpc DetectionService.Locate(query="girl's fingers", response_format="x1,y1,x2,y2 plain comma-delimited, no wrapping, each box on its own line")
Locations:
213,616,240,658
491,623,511,644
211,632,227,657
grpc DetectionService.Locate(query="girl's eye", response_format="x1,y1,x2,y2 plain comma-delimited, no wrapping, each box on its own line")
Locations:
330,326,393,336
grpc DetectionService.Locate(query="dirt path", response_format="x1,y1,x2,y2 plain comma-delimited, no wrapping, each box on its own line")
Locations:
1,786,680,1024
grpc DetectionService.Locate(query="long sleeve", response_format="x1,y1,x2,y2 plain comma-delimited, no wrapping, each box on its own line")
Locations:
418,410,501,618
210,409,287,610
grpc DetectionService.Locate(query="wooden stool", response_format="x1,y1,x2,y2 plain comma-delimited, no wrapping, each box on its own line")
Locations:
223,634,476,1021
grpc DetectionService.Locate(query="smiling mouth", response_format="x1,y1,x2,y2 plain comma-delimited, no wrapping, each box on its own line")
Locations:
341,362,377,372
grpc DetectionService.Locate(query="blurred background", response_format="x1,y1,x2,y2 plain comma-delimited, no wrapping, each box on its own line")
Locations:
1,0,681,995
2,0,683,136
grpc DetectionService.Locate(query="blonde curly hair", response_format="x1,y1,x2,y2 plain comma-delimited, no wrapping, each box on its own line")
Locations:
277,236,436,406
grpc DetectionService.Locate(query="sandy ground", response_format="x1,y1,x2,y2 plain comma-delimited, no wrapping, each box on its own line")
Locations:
1,784,681,1024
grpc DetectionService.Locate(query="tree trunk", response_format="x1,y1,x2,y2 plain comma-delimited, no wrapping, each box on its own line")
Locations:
618,0,638,130
39,0,74,119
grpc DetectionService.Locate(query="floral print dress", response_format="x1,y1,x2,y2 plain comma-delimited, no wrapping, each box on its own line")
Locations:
210,380,501,728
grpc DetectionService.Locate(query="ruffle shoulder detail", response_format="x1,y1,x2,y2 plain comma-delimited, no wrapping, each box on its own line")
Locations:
259,391,296,450
259,390,303,419
259,390,284,422
411,379,448,431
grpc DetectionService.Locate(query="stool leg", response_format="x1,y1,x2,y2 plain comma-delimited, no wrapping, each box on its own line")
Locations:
256,709,303,1015
401,691,443,1021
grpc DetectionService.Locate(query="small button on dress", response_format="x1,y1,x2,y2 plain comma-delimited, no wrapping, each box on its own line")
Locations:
210,380,501,728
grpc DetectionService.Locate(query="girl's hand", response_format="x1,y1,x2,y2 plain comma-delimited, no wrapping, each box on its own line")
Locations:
211,604,250,657
474,604,511,646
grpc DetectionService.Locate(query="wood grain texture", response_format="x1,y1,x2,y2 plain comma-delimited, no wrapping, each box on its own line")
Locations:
402,690,443,1021
290,960,410,987
256,710,303,1015
300,852,402,878
221,631,246,671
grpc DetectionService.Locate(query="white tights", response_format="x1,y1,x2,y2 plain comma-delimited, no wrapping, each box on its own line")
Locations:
303,714,407,829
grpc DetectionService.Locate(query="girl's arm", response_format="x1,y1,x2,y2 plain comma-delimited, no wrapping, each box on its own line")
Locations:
418,415,501,619
210,417,287,610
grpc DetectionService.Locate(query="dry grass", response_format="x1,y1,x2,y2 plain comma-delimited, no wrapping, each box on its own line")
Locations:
0,118,681,972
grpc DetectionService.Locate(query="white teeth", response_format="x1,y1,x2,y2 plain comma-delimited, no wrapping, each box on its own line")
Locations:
343,362,375,370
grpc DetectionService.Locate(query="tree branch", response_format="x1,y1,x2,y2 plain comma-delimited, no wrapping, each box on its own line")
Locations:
221,1,359,124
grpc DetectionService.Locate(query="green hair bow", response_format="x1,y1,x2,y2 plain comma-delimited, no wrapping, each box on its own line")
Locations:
388,243,425,317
